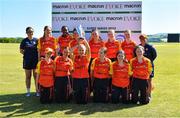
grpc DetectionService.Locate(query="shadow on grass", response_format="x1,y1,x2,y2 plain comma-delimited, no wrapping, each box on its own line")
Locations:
0,93,141,117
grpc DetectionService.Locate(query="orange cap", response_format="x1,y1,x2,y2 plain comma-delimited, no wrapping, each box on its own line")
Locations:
139,34,148,40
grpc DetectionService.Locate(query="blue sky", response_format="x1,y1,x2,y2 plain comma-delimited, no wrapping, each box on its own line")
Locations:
0,0,180,37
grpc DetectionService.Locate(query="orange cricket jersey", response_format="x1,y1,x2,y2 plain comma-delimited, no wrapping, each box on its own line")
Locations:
91,57,111,79
89,39,105,58
54,56,73,77
130,57,152,80
121,40,136,61
72,55,89,78
70,39,86,56
111,61,130,88
38,36,57,57
105,40,121,59
58,35,73,54
37,59,54,87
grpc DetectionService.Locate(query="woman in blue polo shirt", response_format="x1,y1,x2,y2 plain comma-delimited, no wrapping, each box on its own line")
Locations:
20,27,39,97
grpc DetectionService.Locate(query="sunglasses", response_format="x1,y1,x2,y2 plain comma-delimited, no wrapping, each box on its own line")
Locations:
27,31,34,33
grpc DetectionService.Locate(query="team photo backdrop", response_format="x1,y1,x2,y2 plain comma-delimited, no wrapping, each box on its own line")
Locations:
52,1,142,43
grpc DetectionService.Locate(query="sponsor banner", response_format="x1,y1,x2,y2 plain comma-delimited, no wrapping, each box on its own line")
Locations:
52,2,142,43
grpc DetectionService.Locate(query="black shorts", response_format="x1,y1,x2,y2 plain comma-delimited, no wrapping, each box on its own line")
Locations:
23,58,38,70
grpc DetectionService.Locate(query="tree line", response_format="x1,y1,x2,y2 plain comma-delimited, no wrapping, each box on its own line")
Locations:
0,37,23,43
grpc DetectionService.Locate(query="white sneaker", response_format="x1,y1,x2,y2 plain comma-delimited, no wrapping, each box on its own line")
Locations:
36,93,40,97
137,101,140,105
26,92,31,97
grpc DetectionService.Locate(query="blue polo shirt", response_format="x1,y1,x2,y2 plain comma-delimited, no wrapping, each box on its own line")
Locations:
20,37,38,60
140,43,157,67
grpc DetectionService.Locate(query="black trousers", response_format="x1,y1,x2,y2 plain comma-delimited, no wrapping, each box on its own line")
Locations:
73,78,89,104
111,85,129,104
39,85,53,104
88,58,94,92
109,58,116,93
54,76,71,103
93,78,109,103
129,76,133,100
132,78,149,104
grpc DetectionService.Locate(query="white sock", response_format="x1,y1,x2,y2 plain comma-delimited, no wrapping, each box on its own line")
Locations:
27,88,30,93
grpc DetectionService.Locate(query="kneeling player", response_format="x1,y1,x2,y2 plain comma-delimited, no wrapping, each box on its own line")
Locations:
111,50,131,104
36,48,54,104
130,46,152,104
54,47,73,103
91,47,112,103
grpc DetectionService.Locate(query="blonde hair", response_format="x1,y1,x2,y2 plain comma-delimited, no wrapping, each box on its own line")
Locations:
79,44,86,52
124,29,131,34
99,47,107,54
108,29,115,35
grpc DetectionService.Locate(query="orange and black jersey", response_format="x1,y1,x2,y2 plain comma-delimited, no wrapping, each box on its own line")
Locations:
105,40,121,59
54,56,73,77
37,36,57,57
58,34,73,54
89,39,105,58
110,61,131,88
36,59,54,87
70,39,86,56
121,40,136,61
91,57,112,79
72,55,90,78
130,57,152,80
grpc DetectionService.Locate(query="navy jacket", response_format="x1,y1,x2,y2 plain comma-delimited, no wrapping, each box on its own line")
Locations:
140,43,157,66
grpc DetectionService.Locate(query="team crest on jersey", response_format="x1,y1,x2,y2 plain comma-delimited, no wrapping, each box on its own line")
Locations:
115,68,127,72
43,65,53,68
135,65,147,69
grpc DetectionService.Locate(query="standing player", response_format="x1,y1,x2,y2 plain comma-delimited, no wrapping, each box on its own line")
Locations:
36,48,54,104
37,26,58,60
20,27,38,97
111,50,131,104
105,29,121,62
130,46,152,104
54,47,73,103
121,30,136,62
139,34,157,98
89,29,105,63
57,26,73,55
91,47,111,103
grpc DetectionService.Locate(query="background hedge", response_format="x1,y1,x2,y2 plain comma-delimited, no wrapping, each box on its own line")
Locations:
0,38,23,43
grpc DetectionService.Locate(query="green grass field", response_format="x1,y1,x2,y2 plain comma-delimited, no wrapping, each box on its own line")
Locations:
0,43,180,117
